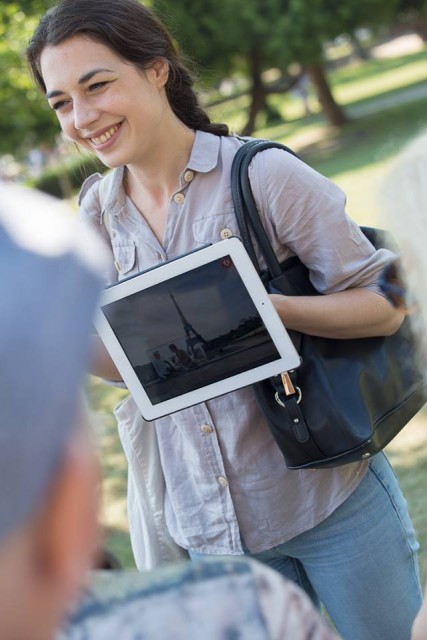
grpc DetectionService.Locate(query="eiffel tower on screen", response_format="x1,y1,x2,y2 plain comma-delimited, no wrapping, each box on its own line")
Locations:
169,292,208,359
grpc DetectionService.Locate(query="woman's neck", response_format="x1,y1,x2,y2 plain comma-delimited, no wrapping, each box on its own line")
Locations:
125,119,196,201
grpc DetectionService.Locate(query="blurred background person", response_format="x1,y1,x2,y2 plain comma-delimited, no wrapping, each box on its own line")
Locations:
380,129,427,640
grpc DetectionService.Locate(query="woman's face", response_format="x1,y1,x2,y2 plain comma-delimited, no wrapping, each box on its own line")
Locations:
40,35,169,168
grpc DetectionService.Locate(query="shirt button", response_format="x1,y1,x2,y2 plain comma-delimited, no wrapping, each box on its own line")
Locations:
114,260,121,272
220,228,233,240
173,193,185,205
218,476,229,488
201,424,213,434
184,170,195,183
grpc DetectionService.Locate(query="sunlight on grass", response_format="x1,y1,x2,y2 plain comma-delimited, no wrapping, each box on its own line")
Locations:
334,57,427,105
331,162,393,227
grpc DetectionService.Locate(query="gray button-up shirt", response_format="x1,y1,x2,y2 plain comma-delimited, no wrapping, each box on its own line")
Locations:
80,131,393,555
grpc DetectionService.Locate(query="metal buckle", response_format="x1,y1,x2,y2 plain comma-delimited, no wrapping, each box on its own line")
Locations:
275,372,302,406
275,387,302,406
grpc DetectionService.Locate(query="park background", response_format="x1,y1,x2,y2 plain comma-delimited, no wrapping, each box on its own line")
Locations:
2,0,427,579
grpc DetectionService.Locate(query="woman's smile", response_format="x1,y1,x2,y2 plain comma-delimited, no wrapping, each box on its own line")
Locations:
87,122,123,150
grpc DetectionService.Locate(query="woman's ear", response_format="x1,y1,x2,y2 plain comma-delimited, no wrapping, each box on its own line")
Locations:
146,58,169,88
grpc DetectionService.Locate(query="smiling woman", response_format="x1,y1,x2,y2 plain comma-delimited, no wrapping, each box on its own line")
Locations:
25,2,423,639
39,37,172,169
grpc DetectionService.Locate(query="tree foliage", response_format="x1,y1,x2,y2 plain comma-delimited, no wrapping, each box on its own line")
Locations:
1,0,405,155
0,1,57,157
155,0,400,131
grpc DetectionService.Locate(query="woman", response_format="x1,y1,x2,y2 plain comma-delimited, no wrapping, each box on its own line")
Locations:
27,2,422,638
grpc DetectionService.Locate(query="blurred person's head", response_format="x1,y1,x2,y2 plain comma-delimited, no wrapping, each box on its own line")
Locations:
381,128,427,640
380,130,427,371
0,182,102,640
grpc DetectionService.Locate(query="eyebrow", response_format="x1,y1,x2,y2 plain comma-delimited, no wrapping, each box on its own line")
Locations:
45,68,114,99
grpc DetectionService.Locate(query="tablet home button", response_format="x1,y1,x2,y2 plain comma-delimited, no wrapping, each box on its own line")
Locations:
201,424,214,434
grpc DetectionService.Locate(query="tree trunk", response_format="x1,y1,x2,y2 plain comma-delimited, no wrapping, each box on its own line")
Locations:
306,62,349,126
413,16,427,42
241,48,268,136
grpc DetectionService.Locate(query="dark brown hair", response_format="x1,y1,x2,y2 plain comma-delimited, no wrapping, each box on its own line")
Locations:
27,0,229,136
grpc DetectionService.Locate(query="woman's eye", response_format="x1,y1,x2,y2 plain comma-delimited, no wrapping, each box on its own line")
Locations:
88,81,108,92
52,100,68,111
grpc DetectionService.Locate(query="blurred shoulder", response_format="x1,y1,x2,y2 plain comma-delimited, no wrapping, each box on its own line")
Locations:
57,558,338,640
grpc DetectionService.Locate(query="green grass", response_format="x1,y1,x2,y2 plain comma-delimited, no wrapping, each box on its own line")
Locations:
90,44,427,581
295,98,427,225
88,378,133,567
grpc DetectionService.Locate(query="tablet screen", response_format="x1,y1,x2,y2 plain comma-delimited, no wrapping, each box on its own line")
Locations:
102,254,280,405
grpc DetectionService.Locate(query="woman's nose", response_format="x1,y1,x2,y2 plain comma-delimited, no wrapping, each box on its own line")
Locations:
73,98,99,131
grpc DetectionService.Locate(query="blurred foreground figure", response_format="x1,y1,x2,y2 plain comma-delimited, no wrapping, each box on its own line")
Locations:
57,557,338,639
381,131,427,640
0,182,102,640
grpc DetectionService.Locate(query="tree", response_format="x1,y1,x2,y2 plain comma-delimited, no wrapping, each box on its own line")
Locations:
278,0,399,125
0,1,57,158
155,0,312,132
155,0,400,132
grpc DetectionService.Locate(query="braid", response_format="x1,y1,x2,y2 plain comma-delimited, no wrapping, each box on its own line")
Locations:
166,61,229,137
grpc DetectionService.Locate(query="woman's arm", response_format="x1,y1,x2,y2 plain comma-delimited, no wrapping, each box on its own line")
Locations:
270,288,405,339
89,335,123,382
250,150,403,339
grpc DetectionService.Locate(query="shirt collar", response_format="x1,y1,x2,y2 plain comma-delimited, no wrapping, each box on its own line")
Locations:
185,130,221,173
103,165,126,217
104,130,222,216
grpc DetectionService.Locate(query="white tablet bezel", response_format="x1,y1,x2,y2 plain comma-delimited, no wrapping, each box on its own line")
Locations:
94,237,300,420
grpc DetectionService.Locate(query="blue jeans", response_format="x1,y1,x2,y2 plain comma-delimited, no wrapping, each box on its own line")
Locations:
191,453,422,640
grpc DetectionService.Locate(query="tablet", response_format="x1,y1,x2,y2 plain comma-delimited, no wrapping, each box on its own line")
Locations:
95,237,300,420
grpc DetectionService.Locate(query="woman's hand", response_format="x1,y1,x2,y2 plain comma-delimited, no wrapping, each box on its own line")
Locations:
269,288,405,339
89,335,123,382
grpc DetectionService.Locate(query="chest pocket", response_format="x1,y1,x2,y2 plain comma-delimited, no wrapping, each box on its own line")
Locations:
111,241,138,279
192,212,239,246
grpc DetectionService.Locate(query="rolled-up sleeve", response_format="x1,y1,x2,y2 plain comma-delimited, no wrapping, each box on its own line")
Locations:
249,149,394,296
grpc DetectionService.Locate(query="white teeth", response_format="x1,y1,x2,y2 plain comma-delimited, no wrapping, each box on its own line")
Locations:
91,125,120,146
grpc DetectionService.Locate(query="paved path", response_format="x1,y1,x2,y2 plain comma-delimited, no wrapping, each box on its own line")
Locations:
348,82,427,118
